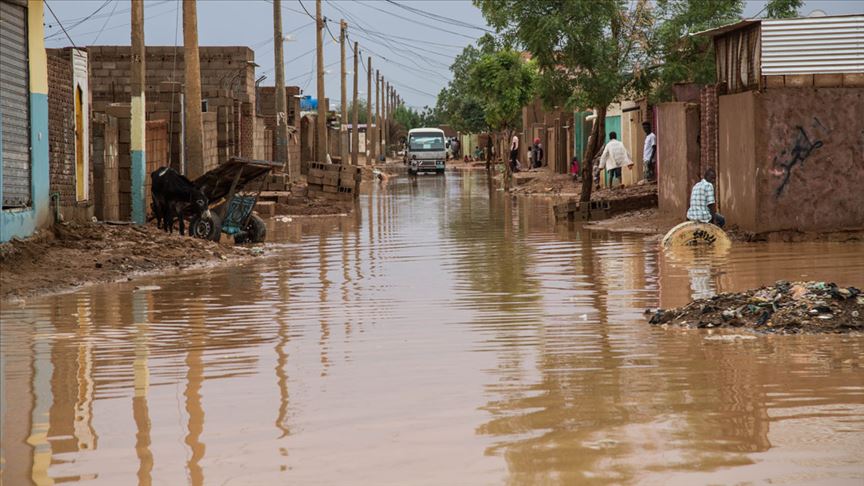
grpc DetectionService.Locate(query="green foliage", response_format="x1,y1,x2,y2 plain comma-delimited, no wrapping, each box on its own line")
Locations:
393,104,441,132
650,0,743,101
765,0,802,18
346,99,368,124
466,49,536,132
435,35,500,134
475,0,652,110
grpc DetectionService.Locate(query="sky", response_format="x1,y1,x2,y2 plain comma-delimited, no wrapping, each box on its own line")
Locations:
44,0,864,110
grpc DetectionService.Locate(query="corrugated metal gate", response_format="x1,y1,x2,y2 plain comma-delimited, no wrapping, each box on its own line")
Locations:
0,0,31,208
762,15,864,75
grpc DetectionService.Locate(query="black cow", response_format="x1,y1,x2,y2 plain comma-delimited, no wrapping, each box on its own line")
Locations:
150,167,209,235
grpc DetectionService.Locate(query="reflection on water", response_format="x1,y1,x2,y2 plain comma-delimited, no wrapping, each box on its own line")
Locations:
2,171,863,485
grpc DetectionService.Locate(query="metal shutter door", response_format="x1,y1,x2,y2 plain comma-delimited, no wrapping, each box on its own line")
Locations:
0,0,31,207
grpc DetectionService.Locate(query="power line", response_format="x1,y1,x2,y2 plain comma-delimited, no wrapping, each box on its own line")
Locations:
46,2,177,44
296,0,316,21
353,0,478,40
91,0,120,44
384,0,494,33
44,1,79,50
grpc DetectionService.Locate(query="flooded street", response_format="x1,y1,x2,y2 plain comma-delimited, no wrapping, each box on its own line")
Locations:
2,171,863,485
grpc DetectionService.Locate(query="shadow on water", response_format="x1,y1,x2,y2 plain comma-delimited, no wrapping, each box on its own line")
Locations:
1,170,863,485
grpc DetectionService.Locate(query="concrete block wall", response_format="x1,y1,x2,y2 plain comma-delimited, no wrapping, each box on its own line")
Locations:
88,46,256,170
203,113,219,173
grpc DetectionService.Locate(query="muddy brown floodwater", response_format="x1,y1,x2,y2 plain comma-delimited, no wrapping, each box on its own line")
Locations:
2,171,863,485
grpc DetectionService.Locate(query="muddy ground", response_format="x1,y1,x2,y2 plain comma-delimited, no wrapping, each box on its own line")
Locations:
0,222,259,302
648,281,863,334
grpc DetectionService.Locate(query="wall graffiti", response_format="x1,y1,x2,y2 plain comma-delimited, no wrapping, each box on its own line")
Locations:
771,121,825,198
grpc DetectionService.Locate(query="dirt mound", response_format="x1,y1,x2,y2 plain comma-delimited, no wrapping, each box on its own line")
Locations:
648,281,863,334
1,222,256,301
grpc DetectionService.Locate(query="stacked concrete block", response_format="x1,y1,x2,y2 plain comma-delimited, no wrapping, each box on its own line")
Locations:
306,162,361,201
203,113,219,174
88,46,257,170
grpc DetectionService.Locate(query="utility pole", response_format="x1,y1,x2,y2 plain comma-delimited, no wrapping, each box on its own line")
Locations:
375,70,380,161
366,57,374,164
130,0,146,224
340,19,347,163
273,0,289,174
382,78,387,157
315,0,327,163
183,0,204,179
351,41,359,166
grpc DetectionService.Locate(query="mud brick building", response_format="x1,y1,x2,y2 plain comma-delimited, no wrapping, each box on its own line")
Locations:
657,15,864,233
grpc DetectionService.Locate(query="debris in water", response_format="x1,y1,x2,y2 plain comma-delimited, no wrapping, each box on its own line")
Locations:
704,334,757,342
647,281,862,334
133,285,161,292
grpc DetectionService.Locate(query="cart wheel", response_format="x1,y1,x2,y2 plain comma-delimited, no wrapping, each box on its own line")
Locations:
190,212,222,243
234,214,266,245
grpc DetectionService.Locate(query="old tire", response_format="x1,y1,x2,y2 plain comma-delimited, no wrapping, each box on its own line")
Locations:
190,212,222,243
662,221,730,250
235,214,267,245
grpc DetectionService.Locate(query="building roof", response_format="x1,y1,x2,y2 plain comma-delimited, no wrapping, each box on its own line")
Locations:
693,13,864,38
692,19,761,38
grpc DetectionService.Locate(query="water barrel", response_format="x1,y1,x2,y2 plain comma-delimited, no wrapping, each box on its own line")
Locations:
662,221,731,250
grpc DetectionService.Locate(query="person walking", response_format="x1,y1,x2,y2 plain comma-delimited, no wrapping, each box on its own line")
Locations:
687,168,725,228
509,134,520,172
642,121,657,181
599,132,632,188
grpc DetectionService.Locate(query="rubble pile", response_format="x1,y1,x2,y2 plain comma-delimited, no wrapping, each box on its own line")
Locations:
648,281,863,334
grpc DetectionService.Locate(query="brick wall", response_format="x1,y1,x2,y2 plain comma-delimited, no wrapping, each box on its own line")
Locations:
47,49,76,207
700,84,722,176
203,113,219,173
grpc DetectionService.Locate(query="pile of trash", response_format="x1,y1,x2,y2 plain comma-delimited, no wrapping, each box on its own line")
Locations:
648,281,863,334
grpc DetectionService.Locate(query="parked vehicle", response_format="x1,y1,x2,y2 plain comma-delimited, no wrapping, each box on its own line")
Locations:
406,128,446,175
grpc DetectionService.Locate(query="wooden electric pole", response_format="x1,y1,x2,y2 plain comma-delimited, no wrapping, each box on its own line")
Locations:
382,78,387,157
315,0,327,163
130,0,146,223
339,19,347,163
273,0,289,173
351,41,359,166
366,57,374,164
375,70,381,162
183,0,204,179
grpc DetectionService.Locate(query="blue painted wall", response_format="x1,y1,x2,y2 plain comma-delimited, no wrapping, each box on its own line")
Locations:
0,93,50,242
1,2,51,243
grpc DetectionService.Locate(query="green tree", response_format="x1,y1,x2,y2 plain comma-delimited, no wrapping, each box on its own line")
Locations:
346,99,368,124
436,36,500,134
650,0,743,102
765,0,802,18
466,48,536,189
393,104,441,133
475,0,652,201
